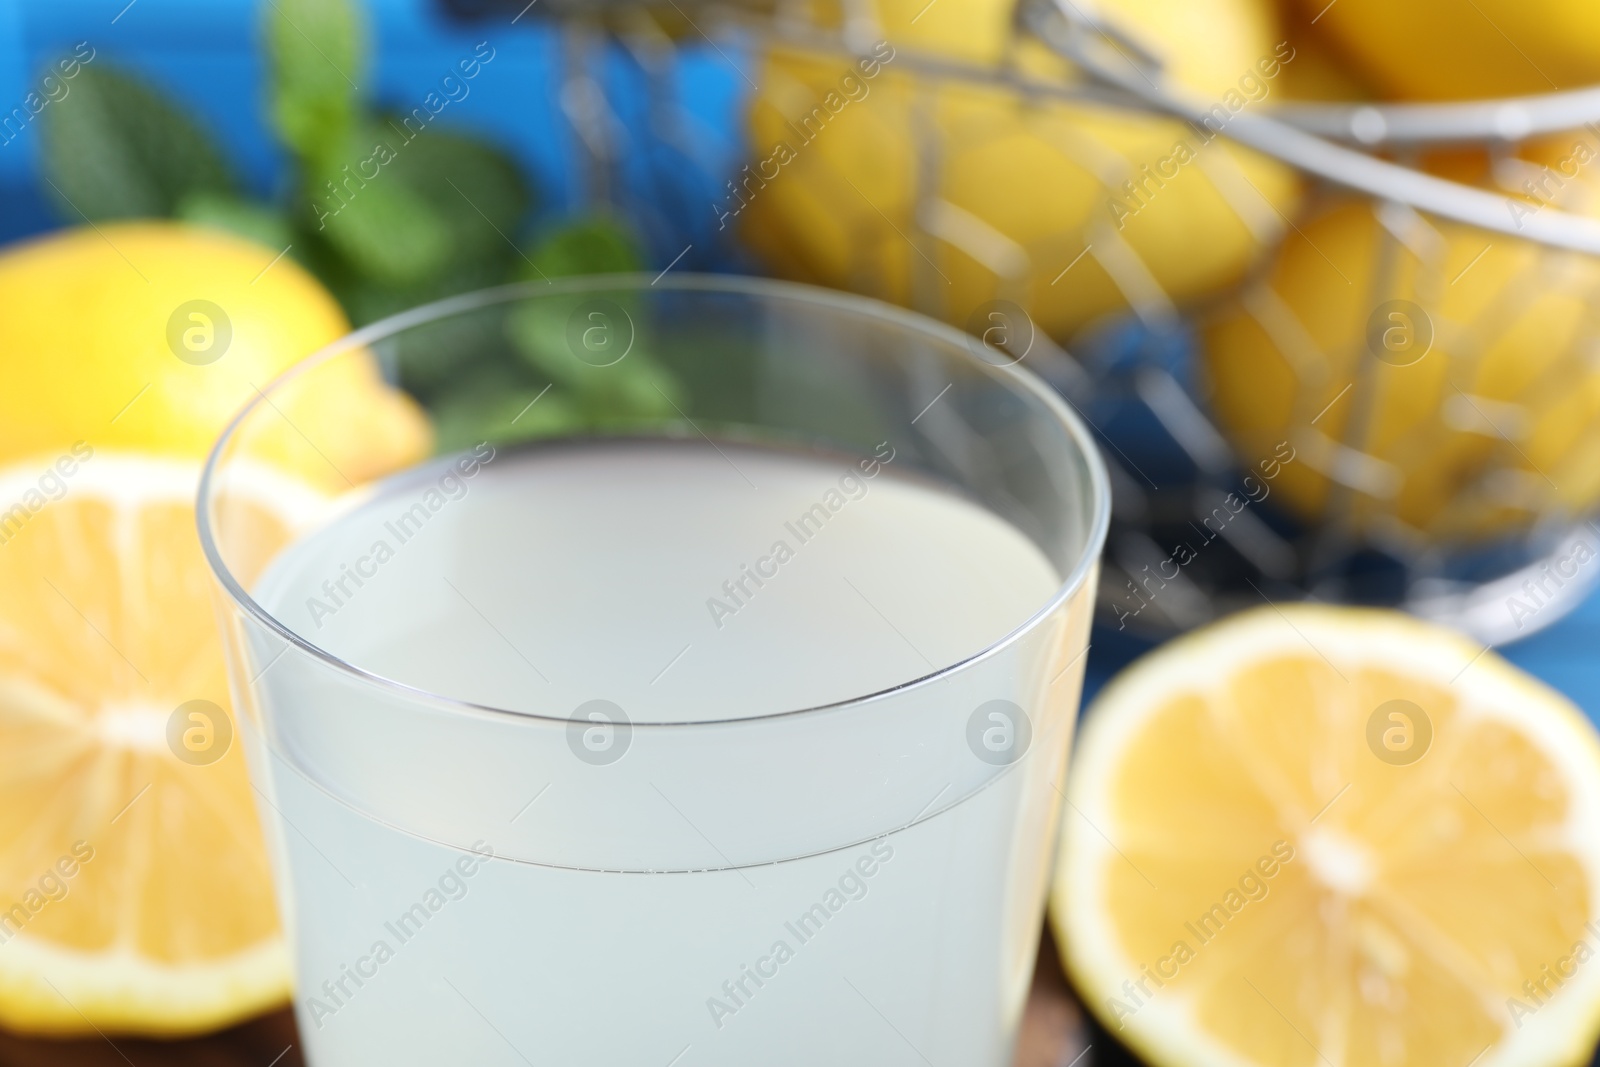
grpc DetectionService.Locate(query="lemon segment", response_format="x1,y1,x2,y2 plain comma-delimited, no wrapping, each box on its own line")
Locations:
1053,605,1600,1067
0,454,328,1035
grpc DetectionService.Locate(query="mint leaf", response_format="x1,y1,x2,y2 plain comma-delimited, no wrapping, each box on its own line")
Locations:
381,123,530,269
177,192,293,251
431,368,581,452
526,215,642,280
388,301,514,400
308,140,454,285
265,0,363,167
39,65,232,220
504,216,684,423
506,293,684,415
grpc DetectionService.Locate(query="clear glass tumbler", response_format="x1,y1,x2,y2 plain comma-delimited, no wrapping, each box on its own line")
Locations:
199,275,1108,1067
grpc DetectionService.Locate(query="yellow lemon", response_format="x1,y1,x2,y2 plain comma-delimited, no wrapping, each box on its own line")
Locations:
0,222,428,1034
1297,0,1600,101
1053,605,1600,1067
1275,2,1377,103
740,0,1302,339
0,221,428,488
1202,148,1600,541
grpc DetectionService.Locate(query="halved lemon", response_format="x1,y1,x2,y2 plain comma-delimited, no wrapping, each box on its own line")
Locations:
0,453,326,1035
1052,605,1600,1067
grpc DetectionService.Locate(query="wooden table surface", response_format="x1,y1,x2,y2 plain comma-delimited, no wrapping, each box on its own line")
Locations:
0,929,1111,1067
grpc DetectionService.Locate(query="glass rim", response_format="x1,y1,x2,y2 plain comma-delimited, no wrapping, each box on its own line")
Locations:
197,273,1111,727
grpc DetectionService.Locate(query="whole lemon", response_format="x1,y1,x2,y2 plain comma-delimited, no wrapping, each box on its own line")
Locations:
0,221,429,486
1297,0,1600,100
1274,1,1377,102
739,0,1302,339
1203,142,1600,541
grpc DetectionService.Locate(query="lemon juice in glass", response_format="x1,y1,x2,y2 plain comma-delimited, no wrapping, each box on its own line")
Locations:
200,276,1107,1066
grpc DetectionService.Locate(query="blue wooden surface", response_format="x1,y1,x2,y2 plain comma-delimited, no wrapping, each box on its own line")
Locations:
1084,587,1600,726
1501,588,1600,720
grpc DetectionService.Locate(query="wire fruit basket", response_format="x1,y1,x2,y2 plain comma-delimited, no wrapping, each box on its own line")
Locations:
447,0,1600,646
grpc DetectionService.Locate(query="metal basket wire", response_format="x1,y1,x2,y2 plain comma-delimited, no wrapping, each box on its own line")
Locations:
452,0,1600,645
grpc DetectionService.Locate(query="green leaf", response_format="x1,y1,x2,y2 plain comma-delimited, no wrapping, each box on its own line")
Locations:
38,65,233,220
505,298,582,388
501,216,685,422
265,0,364,167
307,143,454,285
328,248,508,328
298,119,534,292
525,215,643,280
379,123,531,270
430,367,581,452
387,302,516,401
176,192,294,251
572,357,685,421
506,293,685,417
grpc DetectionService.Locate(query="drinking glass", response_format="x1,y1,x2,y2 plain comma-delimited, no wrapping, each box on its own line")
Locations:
199,275,1108,1066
